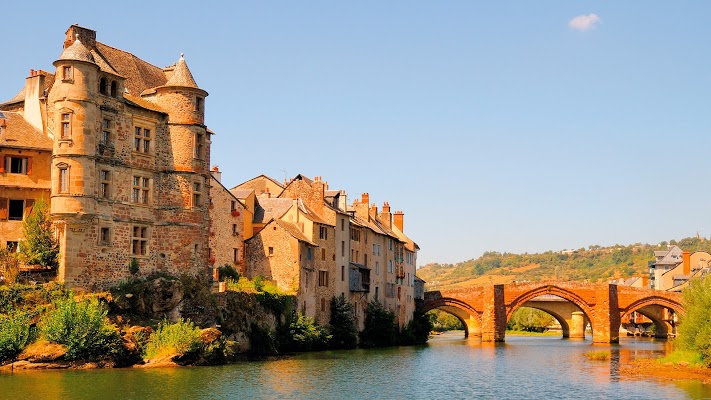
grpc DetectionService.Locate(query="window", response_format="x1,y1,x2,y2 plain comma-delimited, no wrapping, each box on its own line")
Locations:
318,270,329,287
307,248,312,260
231,201,236,211
341,218,345,231
195,97,203,112
350,228,360,242
6,241,19,252
388,260,393,274
375,286,379,301
194,133,204,159
61,113,71,139
233,248,239,263
372,244,376,255
341,241,345,257
232,224,238,236
356,250,359,262
192,181,202,207
101,119,112,145
63,66,72,81
99,78,107,95
8,200,24,221
100,227,110,245
110,81,117,98
132,176,150,204
58,164,69,193
131,226,148,256
134,127,151,153
375,261,380,275
319,226,328,240
321,248,326,261
377,245,381,256
321,298,326,312
341,265,345,282
268,246,274,256
6,157,29,174
99,170,110,199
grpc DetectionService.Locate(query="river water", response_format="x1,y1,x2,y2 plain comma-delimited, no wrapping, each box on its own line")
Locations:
2,332,711,399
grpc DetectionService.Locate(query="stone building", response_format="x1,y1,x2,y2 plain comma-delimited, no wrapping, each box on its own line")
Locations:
208,167,248,275
0,25,212,288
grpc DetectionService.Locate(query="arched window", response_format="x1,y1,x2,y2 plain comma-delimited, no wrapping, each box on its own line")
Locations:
99,78,107,95
110,81,117,98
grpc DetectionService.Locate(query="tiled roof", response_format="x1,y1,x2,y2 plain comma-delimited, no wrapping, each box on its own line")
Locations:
57,38,95,64
233,174,285,190
230,188,254,199
94,42,168,96
2,72,55,106
275,219,316,246
123,93,166,114
163,55,199,89
297,200,333,226
0,111,52,150
253,198,293,224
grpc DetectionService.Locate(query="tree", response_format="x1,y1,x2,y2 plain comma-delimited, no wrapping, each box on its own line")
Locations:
328,294,357,349
359,301,397,348
507,307,554,332
21,198,58,268
677,275,711,366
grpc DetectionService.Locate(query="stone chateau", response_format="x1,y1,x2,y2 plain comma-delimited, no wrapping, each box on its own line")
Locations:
0,25,422,327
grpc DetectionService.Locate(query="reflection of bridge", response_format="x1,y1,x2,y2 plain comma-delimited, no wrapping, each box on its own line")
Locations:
423,282,683,343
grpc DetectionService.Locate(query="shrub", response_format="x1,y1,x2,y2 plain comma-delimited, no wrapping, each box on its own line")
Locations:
677,275,711,366
359,301,397,348
584,350,610,361
254,275,265,292
20,198,58,268
218,265,240,282
400,309,432,345
40,295,120,360
128,258,140,276
286,314,331,352
143,319,202,360
0,311,31,362
328,294,357,349
249,323,278,356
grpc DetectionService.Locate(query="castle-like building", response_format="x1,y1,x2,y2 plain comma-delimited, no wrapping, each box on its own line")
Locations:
1,25,422,327
1,25,211,288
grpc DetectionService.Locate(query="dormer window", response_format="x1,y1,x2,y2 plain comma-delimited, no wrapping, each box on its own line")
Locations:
99,78,107,95
62,66,72,81
110,81,117,98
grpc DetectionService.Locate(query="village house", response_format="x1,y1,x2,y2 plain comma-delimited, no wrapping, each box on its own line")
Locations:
0,25,212,288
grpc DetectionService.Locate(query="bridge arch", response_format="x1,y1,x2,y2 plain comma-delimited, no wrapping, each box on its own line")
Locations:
422,297,482,338
620,296,684,338
515,304,572,337
506,285,595,338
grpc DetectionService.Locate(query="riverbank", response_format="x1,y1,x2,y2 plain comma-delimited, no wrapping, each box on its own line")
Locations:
621,357,711,384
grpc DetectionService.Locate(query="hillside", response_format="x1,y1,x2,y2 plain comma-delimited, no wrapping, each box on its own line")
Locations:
418,237,711,290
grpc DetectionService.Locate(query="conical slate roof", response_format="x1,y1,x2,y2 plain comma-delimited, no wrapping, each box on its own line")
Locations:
165,54,199,89
57,36,95,64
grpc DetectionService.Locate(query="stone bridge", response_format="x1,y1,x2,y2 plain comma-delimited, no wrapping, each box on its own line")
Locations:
423,282,684,343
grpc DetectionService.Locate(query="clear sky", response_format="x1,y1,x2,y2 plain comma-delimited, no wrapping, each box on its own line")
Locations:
2,2,710,265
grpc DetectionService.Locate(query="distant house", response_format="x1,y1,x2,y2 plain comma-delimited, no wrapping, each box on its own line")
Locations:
648,245,711,291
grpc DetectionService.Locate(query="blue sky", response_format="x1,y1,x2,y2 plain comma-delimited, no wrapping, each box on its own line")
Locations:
2,2,710,265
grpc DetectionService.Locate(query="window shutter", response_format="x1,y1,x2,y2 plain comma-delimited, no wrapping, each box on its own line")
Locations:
26,158,32,175
0,198,7,220
24,199,35,218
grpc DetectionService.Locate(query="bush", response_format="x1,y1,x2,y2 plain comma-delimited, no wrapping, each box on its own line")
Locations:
677,275,711,366
128,258,140,276
20,198,58,268
328,294,357,349
399,309,432,345
249,323,278,356
40,295,120,360
0,311,31,362
286,314,331,352
359,301,397,348
218,265,240,282
143,319,202,360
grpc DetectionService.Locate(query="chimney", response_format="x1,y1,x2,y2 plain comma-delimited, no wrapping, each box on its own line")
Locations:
379,202,392,229
24,70,46,132
265,187,271,198
361,192,369,205
369,203,378,217
64,24,96,49
394,211,404,232
641,275,649,288
683,250,691,275
210,166,222,183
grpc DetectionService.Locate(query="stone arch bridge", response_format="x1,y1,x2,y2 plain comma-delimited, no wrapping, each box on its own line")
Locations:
423,282,683,343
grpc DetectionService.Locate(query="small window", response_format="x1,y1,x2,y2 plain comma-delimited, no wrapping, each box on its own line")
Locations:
341,218,345,231
110,81,117,98
192,181,202,207
6,157,29,174
100,227,111,245
99,78,107,95
318,271,328,287
231,201,236,211
321,298,326,312
194,133,204,159
61,113,71,139
8,200,24,221
195,97,203,112
101,119,112,145
58,164,69,193
376,261,380,275
131,226,149,256
99,170,110,199
233,248,239,263
307,248,312,261
132,176,150,204
6,241,19,252
62,66,72,81
319,226,328,240
341,265,345,282
321,248,326,261
134,127,152,153
268,246,274,256
341,241,345,257
232,224,238,235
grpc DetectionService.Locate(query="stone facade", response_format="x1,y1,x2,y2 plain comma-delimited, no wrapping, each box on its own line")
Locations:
1,25,211,288
208,169,246,275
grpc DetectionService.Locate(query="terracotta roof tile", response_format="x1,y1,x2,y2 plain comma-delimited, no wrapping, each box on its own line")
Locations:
0,111,52,150
2,72,55,106
94,42,167,96
164,55,199,89
275,220,317,246
57,38,95,64
123,93,166,113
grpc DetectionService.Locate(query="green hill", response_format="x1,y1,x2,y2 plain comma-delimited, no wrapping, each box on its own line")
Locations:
418,237,711,290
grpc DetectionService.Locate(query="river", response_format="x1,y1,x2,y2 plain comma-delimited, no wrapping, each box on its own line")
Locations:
2,332,711,399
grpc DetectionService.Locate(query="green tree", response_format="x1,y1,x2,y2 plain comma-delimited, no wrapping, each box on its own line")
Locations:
359,301,397,348
677,275,711,366
21,198,58,268
328,294,357,349
507,307,554,333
